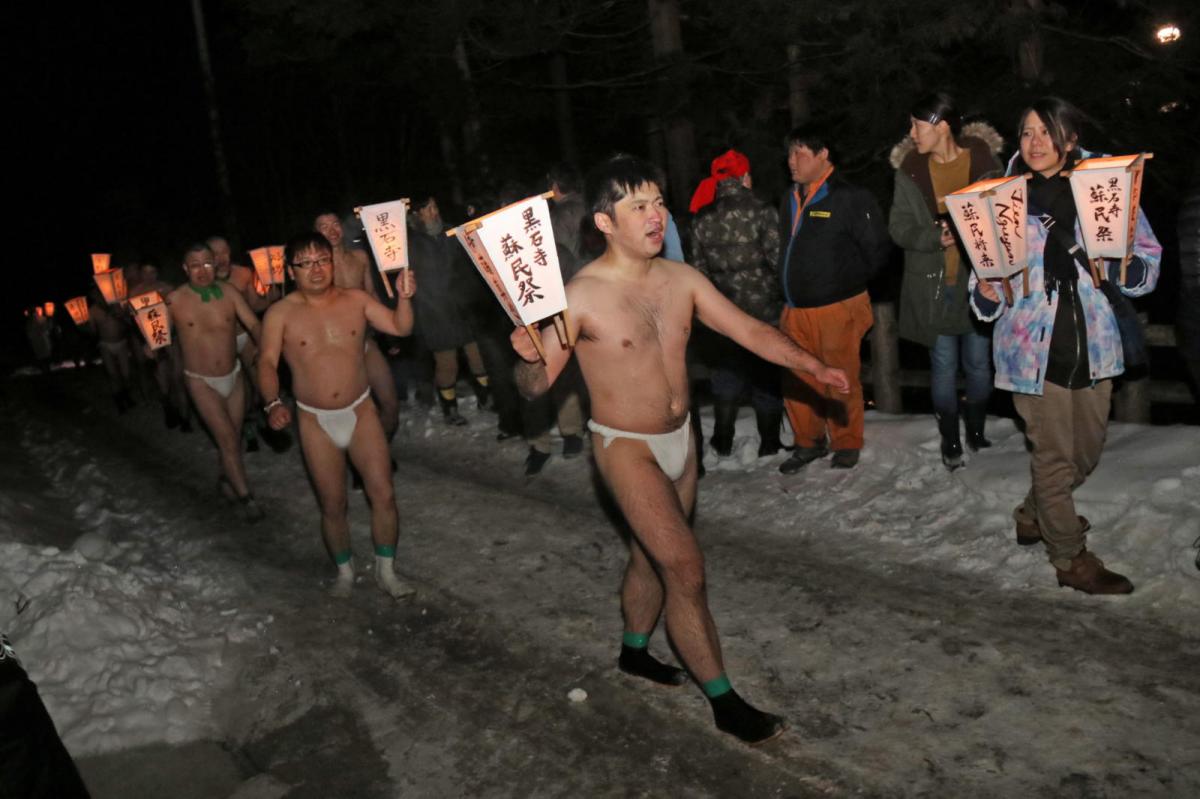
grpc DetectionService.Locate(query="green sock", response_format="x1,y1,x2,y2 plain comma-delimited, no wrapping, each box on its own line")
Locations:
375,544,396,558
702,675,732,698
333,549,353,566
622,631,650,649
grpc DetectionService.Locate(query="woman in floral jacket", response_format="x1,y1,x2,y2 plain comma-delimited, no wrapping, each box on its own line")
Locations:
970,97,1161,595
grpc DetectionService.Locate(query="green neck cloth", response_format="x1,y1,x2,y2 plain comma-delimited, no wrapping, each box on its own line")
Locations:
188,282,224,302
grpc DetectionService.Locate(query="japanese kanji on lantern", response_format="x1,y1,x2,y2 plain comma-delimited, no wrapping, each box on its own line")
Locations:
356,199,411,300
93,266,128,305
128,290,164,311
250,246,287,289
91,253,111,274
64,296,89,325
133,297,172,350
1064,153,1152,286
944,174,1030,302
446,192,572,362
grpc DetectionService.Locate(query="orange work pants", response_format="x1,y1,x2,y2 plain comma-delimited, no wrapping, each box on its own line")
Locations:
780,292,873,451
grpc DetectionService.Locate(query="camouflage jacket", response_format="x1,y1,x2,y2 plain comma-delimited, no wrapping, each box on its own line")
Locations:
691,180,782,322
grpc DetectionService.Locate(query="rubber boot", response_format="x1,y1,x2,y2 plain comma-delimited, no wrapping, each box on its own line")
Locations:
710,400,738,457
470,373,492,411
936,412,963,471
691,411,706,478
438,388,467,426
755,408,784,457
964,402,992,451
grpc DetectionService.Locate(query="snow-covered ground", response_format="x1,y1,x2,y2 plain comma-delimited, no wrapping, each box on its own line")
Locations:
2,368,1197,796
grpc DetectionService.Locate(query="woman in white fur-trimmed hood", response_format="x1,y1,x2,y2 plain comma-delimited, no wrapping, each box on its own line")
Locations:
888,92,1004,471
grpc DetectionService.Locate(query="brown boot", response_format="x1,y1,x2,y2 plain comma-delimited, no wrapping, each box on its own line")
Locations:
1015,515,1091,546
1055,550,1134,595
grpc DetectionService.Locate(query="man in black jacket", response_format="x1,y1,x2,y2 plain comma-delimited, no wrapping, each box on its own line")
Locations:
776,126,890,472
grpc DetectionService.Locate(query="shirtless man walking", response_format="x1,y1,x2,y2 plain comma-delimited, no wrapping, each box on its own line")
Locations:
512,155,850,745
258,231,417,599
315,212,401,440
168,243,265,521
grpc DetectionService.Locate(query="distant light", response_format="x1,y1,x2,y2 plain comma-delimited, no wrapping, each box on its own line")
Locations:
1156,24,1182,44
1159,99,1183,113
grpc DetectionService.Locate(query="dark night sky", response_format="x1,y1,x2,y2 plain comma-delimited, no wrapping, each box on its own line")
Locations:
13,5,219,340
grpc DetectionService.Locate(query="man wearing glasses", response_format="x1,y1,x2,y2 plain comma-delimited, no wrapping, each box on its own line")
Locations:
168,242,265,521
258,232,418,598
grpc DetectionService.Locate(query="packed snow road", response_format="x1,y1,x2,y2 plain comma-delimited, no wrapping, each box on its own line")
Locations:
3,370,1197,797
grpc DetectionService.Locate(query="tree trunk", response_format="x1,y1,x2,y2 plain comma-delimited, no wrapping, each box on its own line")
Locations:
438,119,465,209
550,52,578,167
786,44,812,127
869,302,903,413
1010,0,1045,86
189,0,238,237
647,0,697,209
453,35,491,192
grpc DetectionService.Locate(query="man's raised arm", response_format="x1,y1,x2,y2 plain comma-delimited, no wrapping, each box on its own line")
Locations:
363,271,416,336
690,266,849,393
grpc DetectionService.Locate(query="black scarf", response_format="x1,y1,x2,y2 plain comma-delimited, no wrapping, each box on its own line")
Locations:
1017,152,1080,299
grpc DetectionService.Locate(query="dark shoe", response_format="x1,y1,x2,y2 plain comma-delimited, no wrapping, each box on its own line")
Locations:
524,447,551,476
710,400,738,457
1055,550,1134,595
244,425,260,453
779,445,828,474
936,412,963,471
470,374,492,411
562,434,583,458
755,408,784,457
964,402,992,451
438,392,468,426
709,690,787,745
1015,515,1091,547
830,449,859,469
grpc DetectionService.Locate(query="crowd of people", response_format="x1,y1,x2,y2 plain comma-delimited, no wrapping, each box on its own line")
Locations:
16,94,1165,755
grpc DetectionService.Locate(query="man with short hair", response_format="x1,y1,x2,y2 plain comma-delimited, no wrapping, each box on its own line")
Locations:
314,212,401,440
168,243,264,520
777,127,890,472
512,154,849,745
259,232,417,599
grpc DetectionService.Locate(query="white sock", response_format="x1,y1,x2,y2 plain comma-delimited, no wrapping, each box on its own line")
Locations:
330,559,354,598
375,555,415,599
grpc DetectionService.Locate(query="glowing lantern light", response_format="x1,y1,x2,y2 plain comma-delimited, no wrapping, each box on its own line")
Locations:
65,296,89,325
267,245,286,284
128,290,164,310
94,267,128,305
944,174,1031,301
134,299,172,351
91,253,112,274
252,273,268,296
1065,153,1151,284
43,302,55,317
1156,25,1181,44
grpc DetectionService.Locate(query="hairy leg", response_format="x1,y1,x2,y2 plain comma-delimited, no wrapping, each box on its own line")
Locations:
347,403,397,551
187,376,249,497
297,411,351,562
593,434,723,684
364,339,399,439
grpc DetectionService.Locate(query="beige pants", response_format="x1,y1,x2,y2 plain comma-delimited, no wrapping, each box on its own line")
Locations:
1012,380,1113,569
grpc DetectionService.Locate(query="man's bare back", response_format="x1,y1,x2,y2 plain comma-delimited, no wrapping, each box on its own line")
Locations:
268,287,375,409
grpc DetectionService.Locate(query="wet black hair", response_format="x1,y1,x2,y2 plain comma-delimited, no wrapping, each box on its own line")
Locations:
183,241,212,260
585,153,666,218
910,91,963,137
1017,96,1084,159
284,231,333,267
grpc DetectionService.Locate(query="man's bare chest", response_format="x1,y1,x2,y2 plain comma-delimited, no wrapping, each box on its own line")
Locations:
285,308,366,355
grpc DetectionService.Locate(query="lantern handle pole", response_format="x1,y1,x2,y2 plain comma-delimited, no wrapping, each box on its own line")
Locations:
526,323,548,363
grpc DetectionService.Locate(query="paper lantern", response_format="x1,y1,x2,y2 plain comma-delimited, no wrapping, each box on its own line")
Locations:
358,198,410,298
93,267,128,305
252,273,268,296
267,246,286,284
91,253,111,274
65,296,89,325
43,302,55,317
1065,153,1150,282
134,301,172,350
945,174,1030,283
448,192,571,361
128,290,164,310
